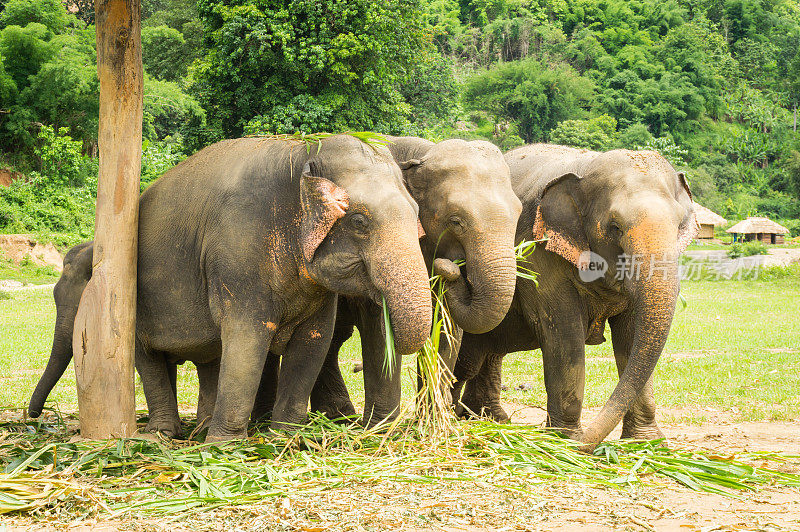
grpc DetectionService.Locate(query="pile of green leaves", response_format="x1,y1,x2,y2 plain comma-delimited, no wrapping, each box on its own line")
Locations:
1,415,798,517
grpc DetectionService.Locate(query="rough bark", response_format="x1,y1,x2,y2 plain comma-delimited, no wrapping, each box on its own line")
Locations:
73,0,142,439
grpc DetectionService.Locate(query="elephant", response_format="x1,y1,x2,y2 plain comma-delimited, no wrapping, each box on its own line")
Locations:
451,144,697,449
252,137,523,426
27,135,434,442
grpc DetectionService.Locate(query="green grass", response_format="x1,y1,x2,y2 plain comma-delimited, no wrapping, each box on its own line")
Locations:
2,275,799,424
0,256,60,285
2,272,800,522
498,276,800,424
685,242,800,251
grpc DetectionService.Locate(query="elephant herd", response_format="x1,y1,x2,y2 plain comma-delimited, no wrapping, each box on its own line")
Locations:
27,134,697,450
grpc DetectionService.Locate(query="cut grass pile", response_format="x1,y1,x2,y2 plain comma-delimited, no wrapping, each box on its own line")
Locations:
2,414,798,518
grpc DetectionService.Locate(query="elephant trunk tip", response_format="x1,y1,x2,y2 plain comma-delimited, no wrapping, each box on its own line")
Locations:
28,399,44,419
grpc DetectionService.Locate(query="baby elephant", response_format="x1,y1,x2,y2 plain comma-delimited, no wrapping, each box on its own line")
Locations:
29,135,433,441
453,144,697,450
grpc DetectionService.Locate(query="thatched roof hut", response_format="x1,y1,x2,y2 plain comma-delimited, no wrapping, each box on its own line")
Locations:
692,202,726,239
726,216,790,245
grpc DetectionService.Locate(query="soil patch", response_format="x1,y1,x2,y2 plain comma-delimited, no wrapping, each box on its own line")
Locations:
0,234,63,271
0,168,23,187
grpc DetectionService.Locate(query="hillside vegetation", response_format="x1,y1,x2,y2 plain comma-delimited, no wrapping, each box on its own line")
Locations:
1,0,799,245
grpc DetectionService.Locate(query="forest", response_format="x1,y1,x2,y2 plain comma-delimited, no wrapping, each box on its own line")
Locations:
1,0,800,245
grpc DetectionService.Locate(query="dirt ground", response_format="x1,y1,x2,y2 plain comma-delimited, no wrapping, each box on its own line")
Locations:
3,403,798,532
0,234,63,271
0,168,23,187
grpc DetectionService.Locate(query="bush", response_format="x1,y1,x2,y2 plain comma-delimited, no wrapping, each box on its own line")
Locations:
143,76,206,147
0,126,96,239
141,139,184,189
549,114,617,151
141,25,192,83
777,219,800,238
34,125,94,187
727,241,768,259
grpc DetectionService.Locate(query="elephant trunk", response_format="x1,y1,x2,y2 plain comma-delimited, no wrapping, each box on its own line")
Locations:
444,236,517,334
369,236,433,356
581,238,679,450
28,307,77,417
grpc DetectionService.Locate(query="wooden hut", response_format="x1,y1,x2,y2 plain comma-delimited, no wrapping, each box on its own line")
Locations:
692,202,726,240
726,217,790,245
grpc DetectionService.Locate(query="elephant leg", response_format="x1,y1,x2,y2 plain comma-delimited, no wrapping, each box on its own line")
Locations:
206,312,274,442
438,326,464,408
271,295,337,431
537,308,586,440
610,311,664,440
196,358,220,429
460,353,509,422
251,352,280,423
309,299,357,420
452,332,491,417
136,344,182,438
357,302,403,427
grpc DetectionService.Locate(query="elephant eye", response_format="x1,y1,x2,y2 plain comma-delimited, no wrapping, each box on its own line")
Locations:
349,213,370,232
609,221,621,235
448,215,465,234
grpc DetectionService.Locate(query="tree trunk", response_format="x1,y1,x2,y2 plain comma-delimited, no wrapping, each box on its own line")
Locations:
73,0,142,439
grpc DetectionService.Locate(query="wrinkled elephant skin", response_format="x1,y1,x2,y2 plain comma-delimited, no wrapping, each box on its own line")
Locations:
453,144,697,449
28,136,433,441
278,137,522,426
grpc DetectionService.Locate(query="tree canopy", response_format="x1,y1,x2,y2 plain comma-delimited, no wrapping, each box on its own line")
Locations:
1,0,799,240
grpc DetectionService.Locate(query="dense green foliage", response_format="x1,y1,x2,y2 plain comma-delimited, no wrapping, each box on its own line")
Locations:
435,0,800,221
192,0,454,136
0,0,799,242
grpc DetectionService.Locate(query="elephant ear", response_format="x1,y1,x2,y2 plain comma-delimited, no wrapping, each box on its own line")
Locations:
398,159,427,233
675,171,699,254
398,158,425,197
299,162,350,263
532,172,591,270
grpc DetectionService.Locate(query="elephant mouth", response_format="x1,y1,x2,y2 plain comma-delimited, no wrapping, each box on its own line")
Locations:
367,288,384,308
433,257,465,284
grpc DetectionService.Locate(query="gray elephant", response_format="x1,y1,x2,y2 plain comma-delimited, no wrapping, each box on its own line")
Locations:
452,144,697,449
28,135,433,442
254,137,523,426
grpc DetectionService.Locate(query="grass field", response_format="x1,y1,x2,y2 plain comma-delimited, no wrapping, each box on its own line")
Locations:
0,256,60,286
2,275,799,425
2,271,800,530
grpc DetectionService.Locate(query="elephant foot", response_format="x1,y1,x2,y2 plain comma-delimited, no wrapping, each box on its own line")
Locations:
145,417,182,439
483,402,510,423
456,400,509,423
270,417,310,433
621,422,665,441
313,399,357,422
205,428,249,443
546,418,584,441
361,409,399,429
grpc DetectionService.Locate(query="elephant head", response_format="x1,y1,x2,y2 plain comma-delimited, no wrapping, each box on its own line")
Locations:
299,136,432,355
28,241,94,418
531,149,697,448
393,138,522,334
